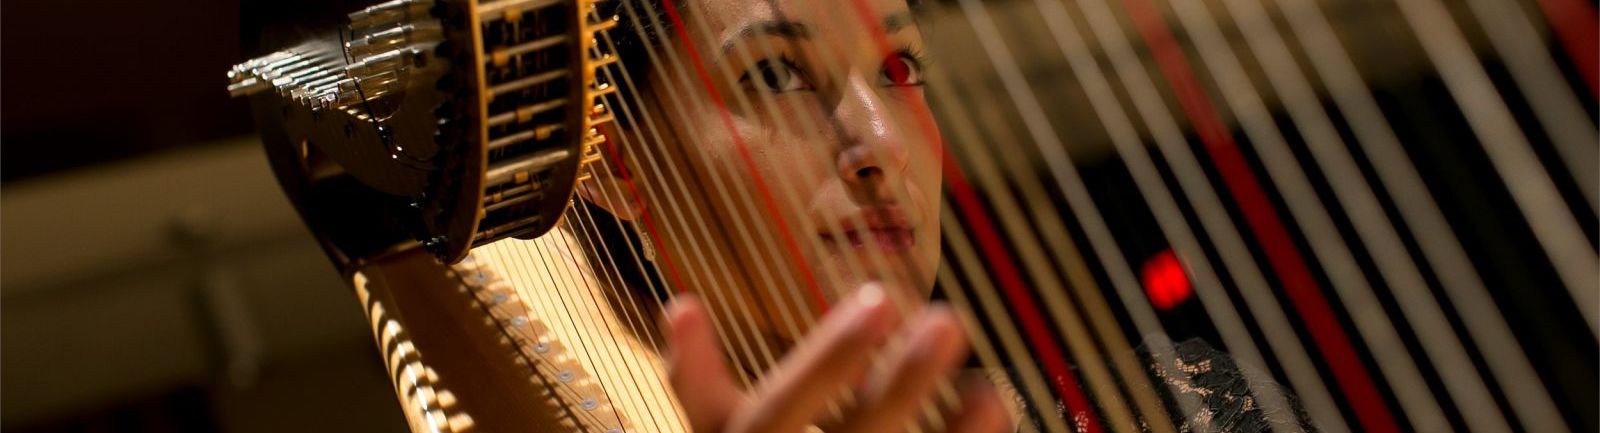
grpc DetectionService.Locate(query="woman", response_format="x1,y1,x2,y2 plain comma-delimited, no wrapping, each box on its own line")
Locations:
568,0,1014,431
470,0,1315,431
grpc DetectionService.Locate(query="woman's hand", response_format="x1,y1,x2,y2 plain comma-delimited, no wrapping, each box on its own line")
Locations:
663,284,1012,433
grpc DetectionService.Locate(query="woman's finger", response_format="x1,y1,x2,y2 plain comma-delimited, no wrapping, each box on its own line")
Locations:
722,284,902,433
665,294,745,433
838,305,970,433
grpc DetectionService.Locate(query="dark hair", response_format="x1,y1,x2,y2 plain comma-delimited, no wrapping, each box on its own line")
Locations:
582,1,684,306
580,0,928,306
596,0,686,98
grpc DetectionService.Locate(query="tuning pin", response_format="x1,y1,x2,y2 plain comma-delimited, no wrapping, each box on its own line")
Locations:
227,77,271,98
423,235,448,255
349,0,434,29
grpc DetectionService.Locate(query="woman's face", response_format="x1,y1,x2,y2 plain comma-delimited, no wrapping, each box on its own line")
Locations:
596,0,941,347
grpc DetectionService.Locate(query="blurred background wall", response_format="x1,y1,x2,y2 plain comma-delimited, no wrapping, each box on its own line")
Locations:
1,0,409,431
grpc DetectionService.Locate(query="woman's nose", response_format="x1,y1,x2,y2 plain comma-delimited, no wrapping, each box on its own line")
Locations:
833,75,910,192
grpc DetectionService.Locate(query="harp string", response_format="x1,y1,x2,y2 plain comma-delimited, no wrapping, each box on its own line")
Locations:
1262,0,1580,424
1531,0,1600,95
583,15,707,323
944,4,1275,431
595,0,928,421
609,0,810,390
630,5,966,408
1197,0,1576,429
649,0,897,347
519,215,684,433
458,245,624,430
1459,0,1598,210
567,24,755,413
547,220,685,432
761,0,1100,428
1157,0,1525,430
925,58,1160,433
577,138,735,429
909,5,1208,431
518,228,624,428
796,2,1162,427
467,0,1593,431
569,190,696,432
748,0,1088,428
627,0,1561,431
611,0,1075,431
713,10,988,422
491,194,675,433
925,37,1144,433
1001,1,1358,432
560,208,683,433
614,3,934,418
624,0,971,426
832,1,1115,430
1015,0,1383,431
1062,0,1428,429
528,233,645,430
624,0,915,418
460,20,676,421
721,0,923,328
947,0,1401,431
586,65,777,402
927,265,1038,433
832,0,1184,428
617,0,821,381
508,235,632,429
560,34,691,431
454,250,627,431
937,206,1080,433
585,99,785,397
703,0,970,424
947,1,1414,431
601,0,896,425
1391,0,1600,336
654,0,835,312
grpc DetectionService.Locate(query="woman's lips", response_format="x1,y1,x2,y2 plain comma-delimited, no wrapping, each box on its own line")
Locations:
819,228,916,251
818,207,917,252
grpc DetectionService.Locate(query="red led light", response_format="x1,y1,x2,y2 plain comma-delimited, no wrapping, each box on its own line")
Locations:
1142,249,1193,311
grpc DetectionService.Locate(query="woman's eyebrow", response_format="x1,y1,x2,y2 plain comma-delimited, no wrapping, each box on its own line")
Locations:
717,20,812,61
882,12,914,33
712,12,914,64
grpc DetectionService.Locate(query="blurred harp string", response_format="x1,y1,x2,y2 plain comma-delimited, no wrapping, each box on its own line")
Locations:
534,0,1599,431
231,0,1599,430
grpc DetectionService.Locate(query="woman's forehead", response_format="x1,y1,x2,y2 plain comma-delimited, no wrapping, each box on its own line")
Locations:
685,0,918,47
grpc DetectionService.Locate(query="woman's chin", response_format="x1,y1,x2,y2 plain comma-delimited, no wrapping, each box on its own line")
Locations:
818,269,923,305
816,247,938,293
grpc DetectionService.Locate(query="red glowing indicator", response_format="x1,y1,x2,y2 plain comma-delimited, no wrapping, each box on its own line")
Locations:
1142,249,1193,311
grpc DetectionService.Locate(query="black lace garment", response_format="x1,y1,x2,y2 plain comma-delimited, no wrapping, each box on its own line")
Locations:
1001,337,1320,433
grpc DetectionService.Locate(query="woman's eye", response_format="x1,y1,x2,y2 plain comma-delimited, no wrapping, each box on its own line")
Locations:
881,53,925,87
740,59,809,92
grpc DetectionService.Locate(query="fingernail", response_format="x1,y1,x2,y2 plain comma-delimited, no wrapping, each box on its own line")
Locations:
855,283,886,309
845,283,895,339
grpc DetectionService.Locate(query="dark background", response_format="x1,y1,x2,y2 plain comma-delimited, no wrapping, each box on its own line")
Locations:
2,1,410,431
2,0,252,181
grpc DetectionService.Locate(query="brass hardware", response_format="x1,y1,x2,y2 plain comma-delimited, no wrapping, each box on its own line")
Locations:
231,0,617,263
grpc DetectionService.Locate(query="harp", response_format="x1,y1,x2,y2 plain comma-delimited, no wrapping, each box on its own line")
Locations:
228,0,1597,431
